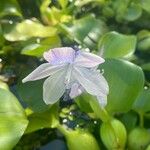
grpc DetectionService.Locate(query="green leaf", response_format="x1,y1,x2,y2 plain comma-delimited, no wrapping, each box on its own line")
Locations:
138,38,150,51
137,30,150,52
0,0,22,17
21,36,61,57
75,92,110,122
133,88,150,113
75,93,93,113
112,0,142,22
2,19,57,41
40,0,71,25
0,88,28,150
89,98,110,122
141,63,150,71
58,0,68,8
141,0,150,13
17,63,53,112
57,126,100,150
25,104,59,134
0,80,9,90
17,76,49,112
128,128,150,150
119,111,137,132
75,0,105,7
124,3,142,21
99,59,144,113
100,119,127,149
98,31,137,58
60,15,107,49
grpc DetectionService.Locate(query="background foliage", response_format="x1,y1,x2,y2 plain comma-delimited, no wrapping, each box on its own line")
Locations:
0,0,150,150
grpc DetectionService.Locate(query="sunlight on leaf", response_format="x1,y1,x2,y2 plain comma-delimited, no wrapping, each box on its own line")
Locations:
0,0,22,17
100,59,144,113
99,31,137,58
2,20,57,41
0,88,28,150
21,36,61,57
60,15,107,49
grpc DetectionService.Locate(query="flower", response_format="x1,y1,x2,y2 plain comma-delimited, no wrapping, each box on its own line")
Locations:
22,47,109,107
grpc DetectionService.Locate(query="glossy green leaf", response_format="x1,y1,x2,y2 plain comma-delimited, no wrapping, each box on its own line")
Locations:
40,0,71,25
60,15,107,49
99,31,137,58
99,59,144,113
146,145,150,150
17,76,49,112
100,119,127,149
0,0,22,17
119,111,137,132
75,0,105,7
0,80,9,90
58,0,68,8
75,93,111,122
89,98,110,122
21,36,61,57
0,88,28,150
133,88,150,113
2,20,57,41
17,62,54,112
75,93,93,113
25,104,59,134
128,128,150,150
112,0,142,22
124,3,142,21
137,30,150,52
58,126,100,150
141,63,150,71
138,38,150,51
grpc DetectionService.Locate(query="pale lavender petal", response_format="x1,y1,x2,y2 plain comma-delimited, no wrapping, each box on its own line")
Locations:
74,66,109,97
22,63,65,83
97,94,107,107
43,47,75,64
64,64,73,89
43,65,68,104
74,51,105,68
69,83,84,98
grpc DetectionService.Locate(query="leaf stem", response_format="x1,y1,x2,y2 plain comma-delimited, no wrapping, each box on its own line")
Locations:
139,112,144,127
89,99,110,122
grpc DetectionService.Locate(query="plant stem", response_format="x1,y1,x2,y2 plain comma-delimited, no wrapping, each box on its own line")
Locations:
139,112,144,127
57,124,69,136
89,99,110,122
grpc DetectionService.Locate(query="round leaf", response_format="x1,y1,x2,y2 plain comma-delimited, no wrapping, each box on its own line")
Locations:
2,20,57,41
0,88,28,150
99,32,137,58
60,15,107,49
99,59,144,113
141,0,150,13
0,0,22,17
133,88,150,113
21,36,61,57
17,79,49,112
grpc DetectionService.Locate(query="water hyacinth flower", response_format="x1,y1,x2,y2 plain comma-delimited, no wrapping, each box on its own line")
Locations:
22,47,109,107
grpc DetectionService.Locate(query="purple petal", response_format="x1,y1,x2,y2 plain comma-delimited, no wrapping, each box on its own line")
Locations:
74,66,109,97
22,63,66,83
69,83,84,98
97,94,107,107
43,65,68,104
74,51,105,68
43,47,75,65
